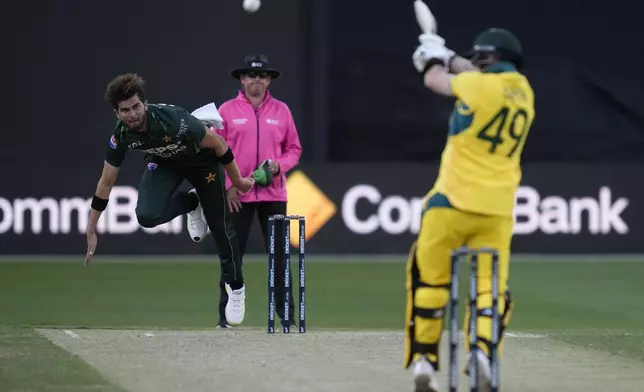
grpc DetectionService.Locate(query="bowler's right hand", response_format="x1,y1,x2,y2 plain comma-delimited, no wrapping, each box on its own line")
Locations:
234,177,255,194
227,187,243,213
85,230,97,266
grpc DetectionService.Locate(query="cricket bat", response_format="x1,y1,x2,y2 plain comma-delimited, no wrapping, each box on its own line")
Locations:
414,0,437,34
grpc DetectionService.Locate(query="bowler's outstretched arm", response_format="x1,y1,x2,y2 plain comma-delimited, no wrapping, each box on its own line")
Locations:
85,161,120,264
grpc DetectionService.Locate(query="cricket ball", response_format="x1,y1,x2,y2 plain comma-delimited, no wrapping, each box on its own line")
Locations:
243,0,261,13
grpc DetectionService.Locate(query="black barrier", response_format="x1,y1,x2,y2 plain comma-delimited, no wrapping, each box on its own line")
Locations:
327,0,644,162
1,164,642,254
7,0,306,165
11,0,644,167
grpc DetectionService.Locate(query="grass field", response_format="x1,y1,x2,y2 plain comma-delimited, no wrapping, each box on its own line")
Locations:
1,256,644,391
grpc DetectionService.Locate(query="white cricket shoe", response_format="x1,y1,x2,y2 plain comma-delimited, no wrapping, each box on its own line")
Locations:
224,283,246,325
186,189,208,242
468,350,492,392
412,356,440,392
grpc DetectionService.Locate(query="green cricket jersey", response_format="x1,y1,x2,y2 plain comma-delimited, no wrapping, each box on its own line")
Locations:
105,103,208,167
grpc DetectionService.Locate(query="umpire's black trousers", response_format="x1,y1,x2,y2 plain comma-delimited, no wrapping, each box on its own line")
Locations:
134,155,244,290
218,201,295,325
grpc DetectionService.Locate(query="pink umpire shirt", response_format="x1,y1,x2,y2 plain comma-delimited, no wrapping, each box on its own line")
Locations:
215,90,302,203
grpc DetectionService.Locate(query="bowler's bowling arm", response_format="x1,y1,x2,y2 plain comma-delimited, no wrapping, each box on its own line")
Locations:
87,162,120,233
199,126,244,186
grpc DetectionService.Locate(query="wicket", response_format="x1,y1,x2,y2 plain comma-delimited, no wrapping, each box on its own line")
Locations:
267,214,306,334
449,247,500,392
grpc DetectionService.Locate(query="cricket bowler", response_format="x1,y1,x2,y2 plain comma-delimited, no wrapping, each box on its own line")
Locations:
84,73,254,326
405,28,535,391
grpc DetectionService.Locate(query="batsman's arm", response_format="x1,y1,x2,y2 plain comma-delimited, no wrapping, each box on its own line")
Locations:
87,161,120,232
424,56,481,97
423,65,455,96
425,66,485,112
449,56,479,74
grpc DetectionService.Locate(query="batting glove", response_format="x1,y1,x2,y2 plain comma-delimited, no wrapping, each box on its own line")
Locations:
412,33,455,73
419,32,446,46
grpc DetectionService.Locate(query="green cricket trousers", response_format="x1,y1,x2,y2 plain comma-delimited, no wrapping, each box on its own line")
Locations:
134,155,244,290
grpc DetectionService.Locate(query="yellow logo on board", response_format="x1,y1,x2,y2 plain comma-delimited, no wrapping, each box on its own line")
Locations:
285,170,336,246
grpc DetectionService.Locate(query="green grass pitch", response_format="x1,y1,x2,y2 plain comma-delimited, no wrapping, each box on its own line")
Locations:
1,256,643,391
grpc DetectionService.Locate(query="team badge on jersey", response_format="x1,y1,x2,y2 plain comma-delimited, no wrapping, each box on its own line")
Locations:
147,162,158,171
109,135,118,149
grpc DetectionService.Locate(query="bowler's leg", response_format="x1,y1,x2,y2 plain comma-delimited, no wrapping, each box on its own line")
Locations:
186,163,244,289
135,163,193,228
184,160,246,325
218,203,255,326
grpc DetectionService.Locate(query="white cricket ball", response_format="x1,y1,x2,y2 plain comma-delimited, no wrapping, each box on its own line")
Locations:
243,0,261,13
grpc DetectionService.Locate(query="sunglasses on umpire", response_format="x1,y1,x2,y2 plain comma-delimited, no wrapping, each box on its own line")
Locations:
243,71,270,79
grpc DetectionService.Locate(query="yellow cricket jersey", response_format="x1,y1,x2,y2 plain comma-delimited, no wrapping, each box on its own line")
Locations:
432,63,535,217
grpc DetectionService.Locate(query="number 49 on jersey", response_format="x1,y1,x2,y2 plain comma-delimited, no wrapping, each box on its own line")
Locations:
477,106,531,158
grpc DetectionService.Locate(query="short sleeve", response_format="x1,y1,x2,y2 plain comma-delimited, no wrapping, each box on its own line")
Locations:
184,113,207,144
449,72,488,109
104,133,127,167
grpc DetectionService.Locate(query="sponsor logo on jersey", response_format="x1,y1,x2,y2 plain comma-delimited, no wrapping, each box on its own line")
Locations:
143,143,187,158
177,118,188,138
128,141,144,149
233,118,248,124
109,135,118,149
147,162,158,171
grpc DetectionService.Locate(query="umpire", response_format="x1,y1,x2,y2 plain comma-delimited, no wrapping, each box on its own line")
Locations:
216,54,302,328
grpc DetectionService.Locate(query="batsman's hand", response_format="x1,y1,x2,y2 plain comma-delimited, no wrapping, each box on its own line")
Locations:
412,33,455,73
85,230,97,266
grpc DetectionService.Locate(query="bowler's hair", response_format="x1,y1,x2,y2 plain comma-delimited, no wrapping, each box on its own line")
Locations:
104,73,147,109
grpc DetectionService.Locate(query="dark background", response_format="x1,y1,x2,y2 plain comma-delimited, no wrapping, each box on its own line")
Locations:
327,0,644,162
3,0,644,254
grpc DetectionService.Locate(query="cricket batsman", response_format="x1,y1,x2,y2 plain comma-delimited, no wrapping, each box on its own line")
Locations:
84,73,254,326
404,28,535,391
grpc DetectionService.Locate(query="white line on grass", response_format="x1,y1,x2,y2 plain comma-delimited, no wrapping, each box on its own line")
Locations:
1,254,644,263
506,332,548,339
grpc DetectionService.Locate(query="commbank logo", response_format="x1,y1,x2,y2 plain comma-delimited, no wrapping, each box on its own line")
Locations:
0,187,182,235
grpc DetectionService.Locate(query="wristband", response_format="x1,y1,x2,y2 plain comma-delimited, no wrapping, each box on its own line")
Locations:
91,195,109,211
218,147,234,165
423,58,446,75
